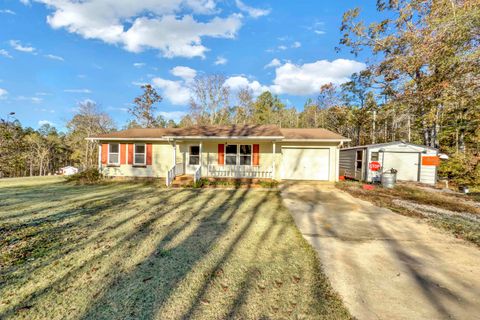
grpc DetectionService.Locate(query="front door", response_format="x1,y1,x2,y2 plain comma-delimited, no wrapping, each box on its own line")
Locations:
185,145,200,174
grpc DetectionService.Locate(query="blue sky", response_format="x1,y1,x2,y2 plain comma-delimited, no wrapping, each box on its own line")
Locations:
0,0,377,131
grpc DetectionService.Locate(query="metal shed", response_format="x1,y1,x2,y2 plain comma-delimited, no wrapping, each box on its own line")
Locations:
339,141,439,185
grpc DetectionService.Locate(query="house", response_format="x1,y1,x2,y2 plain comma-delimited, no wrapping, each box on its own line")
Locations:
339,141,439,185
59,166,79,176
88,125,349,185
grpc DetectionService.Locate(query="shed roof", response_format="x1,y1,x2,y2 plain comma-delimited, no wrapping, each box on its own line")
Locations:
340,141,438,151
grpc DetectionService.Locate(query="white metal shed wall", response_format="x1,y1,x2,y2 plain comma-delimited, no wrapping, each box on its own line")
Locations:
366,143,438,185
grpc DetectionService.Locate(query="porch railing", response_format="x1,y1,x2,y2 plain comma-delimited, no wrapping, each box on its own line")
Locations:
193,166,202,184
175,163,185,176
166,163,185,186
207,165,273,179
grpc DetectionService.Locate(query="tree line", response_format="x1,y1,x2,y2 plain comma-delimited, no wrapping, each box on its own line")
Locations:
0,0,478,185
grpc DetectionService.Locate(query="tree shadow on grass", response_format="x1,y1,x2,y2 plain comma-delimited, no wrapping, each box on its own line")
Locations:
79,187,255,319
0,186,196,317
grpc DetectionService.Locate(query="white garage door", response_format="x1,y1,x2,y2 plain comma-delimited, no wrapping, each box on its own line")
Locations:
281,148,330,180
383,152,419,181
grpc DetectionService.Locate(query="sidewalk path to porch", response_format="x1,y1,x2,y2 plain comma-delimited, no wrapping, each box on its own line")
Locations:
280,183,480,320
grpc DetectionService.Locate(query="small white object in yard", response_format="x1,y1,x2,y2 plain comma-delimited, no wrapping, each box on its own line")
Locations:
60,166,79,176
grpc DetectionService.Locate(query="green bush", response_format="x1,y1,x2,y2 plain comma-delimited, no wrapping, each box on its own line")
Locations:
438,152,480,187
65,168,103,184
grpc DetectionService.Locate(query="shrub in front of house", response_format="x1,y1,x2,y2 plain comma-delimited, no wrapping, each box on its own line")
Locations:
65,168,103,184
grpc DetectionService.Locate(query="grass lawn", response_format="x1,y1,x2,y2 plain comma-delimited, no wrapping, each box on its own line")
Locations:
337,181,480,246
0,177,350,320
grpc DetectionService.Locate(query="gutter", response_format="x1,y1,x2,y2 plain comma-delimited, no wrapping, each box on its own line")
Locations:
86,137,350,142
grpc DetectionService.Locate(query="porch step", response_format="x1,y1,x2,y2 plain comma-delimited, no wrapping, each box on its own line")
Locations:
171,175,194,187
175,175,194,182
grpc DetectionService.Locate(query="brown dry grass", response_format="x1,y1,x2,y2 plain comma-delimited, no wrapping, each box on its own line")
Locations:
0,176,350,320
336,181,480,246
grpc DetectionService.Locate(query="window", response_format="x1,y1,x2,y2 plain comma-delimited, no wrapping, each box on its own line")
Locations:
356,150,363,170
134,144,146,165
108,143,120,165
239,145,252,165
225,145,237,165
189,146,200,165
371,152,379,161
224,144,252,165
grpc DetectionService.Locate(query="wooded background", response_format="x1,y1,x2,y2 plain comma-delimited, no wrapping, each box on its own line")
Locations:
1,0,478,186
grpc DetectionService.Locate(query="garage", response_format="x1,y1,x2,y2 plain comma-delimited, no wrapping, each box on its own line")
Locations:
281,147,330,180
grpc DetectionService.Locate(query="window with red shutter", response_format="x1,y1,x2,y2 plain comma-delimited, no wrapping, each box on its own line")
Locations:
146,144,153,165
253,144,259,166
101,143,108,164
218,144,224,165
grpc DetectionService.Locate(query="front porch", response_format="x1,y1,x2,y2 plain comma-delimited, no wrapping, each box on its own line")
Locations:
166,163,275,186
165,140,277,186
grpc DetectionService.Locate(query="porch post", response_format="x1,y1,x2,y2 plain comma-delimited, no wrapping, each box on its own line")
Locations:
199,141,203,177
272,141,276,179
172,140,176,167
98,143,102,171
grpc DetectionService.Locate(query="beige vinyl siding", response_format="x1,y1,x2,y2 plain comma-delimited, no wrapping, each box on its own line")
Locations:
100,139,341,181
100,142,176,178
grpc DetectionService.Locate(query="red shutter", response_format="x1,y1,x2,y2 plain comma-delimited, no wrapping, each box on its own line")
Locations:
146,144,153,165
101,144,108,164
128,144,133,164
120,144,126,164
218,144,224,165
253,144,260,166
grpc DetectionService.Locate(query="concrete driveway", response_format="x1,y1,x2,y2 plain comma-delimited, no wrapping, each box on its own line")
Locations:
281,183,480,320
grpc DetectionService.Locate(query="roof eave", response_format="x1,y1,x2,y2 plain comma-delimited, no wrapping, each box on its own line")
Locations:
282,138,351,142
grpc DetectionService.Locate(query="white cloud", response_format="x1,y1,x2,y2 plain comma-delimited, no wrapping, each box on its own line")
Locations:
224,76,269,96
0,9,15,15
16,96,43,103
44,54,64,61
9,40,36,53
264,58,281,69
122,14,242,58
152,78,191,105
170,66,197,81
314,30,326,35
38,120,55,127
235,0,270,18
158,111,187,122
64,89,92,93
133,62,146,68
19,0,30,5
292,41,301,48
0,49,12,58
0,88,7,98
35,107,55,113
37,1,243,58
277,45,288,51
270,59,366,95
214,56,227,65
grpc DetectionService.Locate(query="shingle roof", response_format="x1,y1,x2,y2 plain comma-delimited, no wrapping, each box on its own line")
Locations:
90,125,348,141
280,128,347,140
